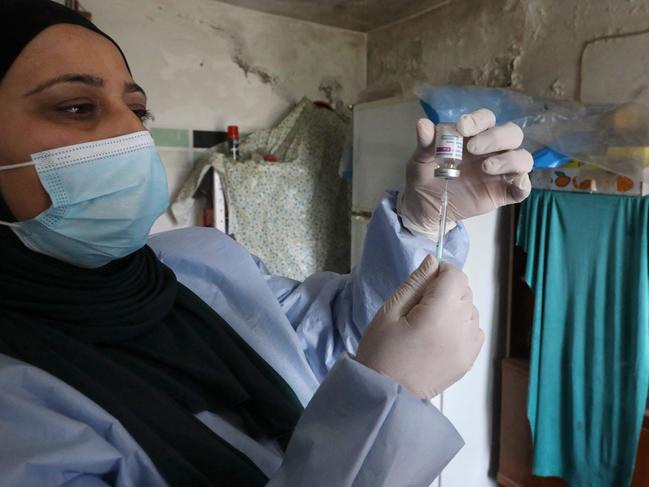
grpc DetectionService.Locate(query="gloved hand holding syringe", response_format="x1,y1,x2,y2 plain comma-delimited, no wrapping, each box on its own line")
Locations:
397,109,534,259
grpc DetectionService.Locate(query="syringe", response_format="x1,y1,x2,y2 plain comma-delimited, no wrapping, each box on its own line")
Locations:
433,123,464,261
436,179,449,261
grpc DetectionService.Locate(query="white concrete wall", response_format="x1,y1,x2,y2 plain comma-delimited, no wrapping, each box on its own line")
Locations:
79,0,366,232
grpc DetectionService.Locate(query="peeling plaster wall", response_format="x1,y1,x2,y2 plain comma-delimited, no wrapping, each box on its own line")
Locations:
82,0,366,132
366,0,649,102
366,0,525,98
215,0,449,32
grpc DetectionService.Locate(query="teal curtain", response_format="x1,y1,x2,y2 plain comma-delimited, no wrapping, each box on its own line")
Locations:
517,189,649,486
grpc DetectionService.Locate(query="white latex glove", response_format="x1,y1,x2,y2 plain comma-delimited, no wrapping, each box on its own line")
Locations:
356,255,484,400
397,109,534,240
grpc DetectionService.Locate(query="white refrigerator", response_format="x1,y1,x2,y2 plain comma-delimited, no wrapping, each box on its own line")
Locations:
351,95,511,487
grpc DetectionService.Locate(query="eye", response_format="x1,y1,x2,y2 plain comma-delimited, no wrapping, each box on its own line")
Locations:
58,103,96,117
132,108,155,123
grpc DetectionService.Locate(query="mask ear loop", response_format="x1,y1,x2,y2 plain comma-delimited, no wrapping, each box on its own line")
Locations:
0,161,35,171
0,160,36,226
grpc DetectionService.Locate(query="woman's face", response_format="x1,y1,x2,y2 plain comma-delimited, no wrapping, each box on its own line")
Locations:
0,24,150,221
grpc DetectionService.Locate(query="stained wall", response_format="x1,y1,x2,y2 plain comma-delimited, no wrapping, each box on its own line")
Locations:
366,0,649,102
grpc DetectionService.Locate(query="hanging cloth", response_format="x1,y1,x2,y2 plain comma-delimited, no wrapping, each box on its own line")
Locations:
517,189,649,486
171,99,351,281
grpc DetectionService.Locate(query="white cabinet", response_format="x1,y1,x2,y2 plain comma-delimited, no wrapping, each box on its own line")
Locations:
352,96,509,487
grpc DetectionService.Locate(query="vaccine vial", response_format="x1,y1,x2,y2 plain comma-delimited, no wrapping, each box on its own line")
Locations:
434,123,463,179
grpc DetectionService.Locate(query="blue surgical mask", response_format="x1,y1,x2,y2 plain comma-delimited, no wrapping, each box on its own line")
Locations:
0,131,169,268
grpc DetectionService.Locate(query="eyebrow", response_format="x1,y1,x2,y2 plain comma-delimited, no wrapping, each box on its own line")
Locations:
124,81,147,99
23,73,147,100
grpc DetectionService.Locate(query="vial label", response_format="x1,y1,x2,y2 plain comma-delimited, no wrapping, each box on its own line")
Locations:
435,133,463,160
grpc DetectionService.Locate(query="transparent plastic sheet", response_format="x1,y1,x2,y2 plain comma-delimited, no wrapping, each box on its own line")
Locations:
415,84,649,180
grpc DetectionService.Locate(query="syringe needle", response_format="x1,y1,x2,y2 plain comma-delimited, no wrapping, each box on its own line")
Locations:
436,179,449,261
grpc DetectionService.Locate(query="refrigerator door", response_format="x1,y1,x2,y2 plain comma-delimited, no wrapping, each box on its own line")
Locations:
352,96,424,211
351,96,424,265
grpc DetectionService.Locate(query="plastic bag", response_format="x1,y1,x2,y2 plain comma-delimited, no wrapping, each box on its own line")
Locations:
415,84,649,179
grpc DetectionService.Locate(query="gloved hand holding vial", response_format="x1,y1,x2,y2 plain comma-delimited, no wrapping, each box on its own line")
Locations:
397,108,534,258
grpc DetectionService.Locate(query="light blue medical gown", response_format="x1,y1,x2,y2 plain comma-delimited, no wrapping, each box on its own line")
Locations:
0,191,469,487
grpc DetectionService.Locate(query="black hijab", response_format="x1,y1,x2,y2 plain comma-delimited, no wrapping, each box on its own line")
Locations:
0,0,129,79
0,1,303,485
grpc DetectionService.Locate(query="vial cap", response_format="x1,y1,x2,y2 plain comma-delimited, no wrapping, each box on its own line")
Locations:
434,167,461,179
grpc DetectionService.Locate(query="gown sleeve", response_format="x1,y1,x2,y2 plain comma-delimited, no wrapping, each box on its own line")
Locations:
0,191,469,486
261,190,469,381
0,352,463,487
0,353,167,487
149,190,469,393
267,354,464,487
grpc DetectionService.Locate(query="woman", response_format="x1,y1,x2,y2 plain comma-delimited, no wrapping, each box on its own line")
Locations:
0,1,533,486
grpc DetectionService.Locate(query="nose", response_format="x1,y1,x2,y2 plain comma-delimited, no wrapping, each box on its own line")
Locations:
103,102,147,139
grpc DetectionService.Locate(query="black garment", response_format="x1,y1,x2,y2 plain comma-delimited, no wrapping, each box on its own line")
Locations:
0,0,129,80
0,194,15,222
0,222,304,486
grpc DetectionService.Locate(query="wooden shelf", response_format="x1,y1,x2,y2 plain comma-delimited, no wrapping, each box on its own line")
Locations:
497,358,569,487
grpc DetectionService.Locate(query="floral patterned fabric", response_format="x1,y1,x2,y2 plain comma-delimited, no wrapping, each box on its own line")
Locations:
171,99,351,281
